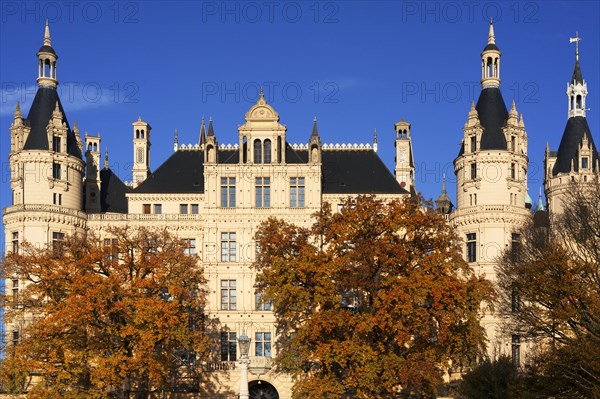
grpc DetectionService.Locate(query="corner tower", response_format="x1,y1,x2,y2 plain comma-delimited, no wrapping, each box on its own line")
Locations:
450,22,531,363
132,117,151,185
394,118,415,194
544,33,599,215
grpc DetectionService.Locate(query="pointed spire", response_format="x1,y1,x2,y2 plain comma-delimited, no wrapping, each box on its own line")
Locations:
570,32,583,84
487,19,495,45
73,120,79,133
510,100,517,115
311,116,319,138
518,113,525,128
52,100,62,120
207,117,214,137
373,128,378,153
441,173,447,195
14,101,22,119
174,128,179,152
536,187,545,211
44,19,51,46
199,117,206,145
104,147,109,169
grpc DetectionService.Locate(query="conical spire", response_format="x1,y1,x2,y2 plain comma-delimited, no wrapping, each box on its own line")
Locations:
104,147,109,169
441,174,447,195
207,117,214,137
44,19,51,46
311,116,319,138
487,19,495,45
14,101,22,119
199,117,206,145
174,128,179,152
536,187,545,211
570,32,584,84
373,128,378,152
510,100,517,116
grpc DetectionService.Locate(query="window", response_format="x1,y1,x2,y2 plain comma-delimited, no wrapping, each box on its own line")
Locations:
466,233,476,263
255,332,272,357
180,204,188,214
255,292,272,311
511,233,521,261
11,232,18,253
221,177,236,208
221,232,237,262
220,331,237,361
470,136,477,153
52,162,61,179
52,232,65,252
510,163,516,179
12,279,19,307
512,335,521,366
12,330,19,347
290,177,305,208
263,139,271,164
221,280,237,310
511,284,520,313
53,193,62,205
470,163,477,179
154,204,162,214
104,238,118,261
511,136,516,152
582,157,589,169
191,204,199,214
183,238,196,256
255,177,271,208
53,135,61,152
143,204,151,214
254,139,262,163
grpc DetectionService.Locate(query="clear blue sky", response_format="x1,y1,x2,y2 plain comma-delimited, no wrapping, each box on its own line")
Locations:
1,1,599,248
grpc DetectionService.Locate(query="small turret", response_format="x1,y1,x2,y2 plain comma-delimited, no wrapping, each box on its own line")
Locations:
204,117,218,164
373,128,378,153
435,175,453,215
309,117,322,164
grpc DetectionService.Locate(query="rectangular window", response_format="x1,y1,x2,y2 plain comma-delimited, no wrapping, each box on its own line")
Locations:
53,136,61,152
221,177,236,208
511,136,516,152
12,330,19,347
466,233,476,263
103,238,118,261
180,204,188,214
512,335,521,366
191,204,199,214
255,332,272,357
11,232,18,253
12,279,19,307
221,280,237,310
183,238,196,256
143,204,151,214
582,157,589,169
470,136,477,153
154,204,162,214
511,284,520,313
290,177,305,208
511,163,516,179
255,292,272,311
52,162,61,179
511,233,521,261
52,231,65,253
220,232,237,262
470,163,477,180
255,177,271,208
220,331,237,361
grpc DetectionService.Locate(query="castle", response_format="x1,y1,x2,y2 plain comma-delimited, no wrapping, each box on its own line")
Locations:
3,22,598,398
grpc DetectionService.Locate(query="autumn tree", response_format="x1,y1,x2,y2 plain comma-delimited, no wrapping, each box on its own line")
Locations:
497,179,600,398
253,196,491,398
1,227,208,399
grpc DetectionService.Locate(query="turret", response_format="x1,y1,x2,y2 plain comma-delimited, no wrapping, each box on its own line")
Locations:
204,117,218,164
85,133,102,212
309,117,321,164
132,117,151,185
394,118,415,193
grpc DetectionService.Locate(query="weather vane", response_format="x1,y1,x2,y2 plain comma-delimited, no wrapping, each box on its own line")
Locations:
569,32,581,60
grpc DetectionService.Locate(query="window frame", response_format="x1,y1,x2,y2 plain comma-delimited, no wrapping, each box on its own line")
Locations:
290,177,305,208
466,233,477,263
255,332,272,357
220,177,236,208
255,177,271,208
220,232,237,262
220,279,237,310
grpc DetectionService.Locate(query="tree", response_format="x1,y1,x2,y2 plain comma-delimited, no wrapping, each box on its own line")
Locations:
1,227,208,399
253,196,492,398
456,356,517,399
497,180,600,398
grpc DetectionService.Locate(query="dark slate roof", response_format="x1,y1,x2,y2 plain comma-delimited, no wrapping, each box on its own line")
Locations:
24,87,82,158
552,116,599,175
483,43,499,52
476,87,508,150
533,210,550,228
38,45,57,56
286,144,308,164
219,149,239,164
321,150,408,195
572,59,583,84
133,151,204,193
100,168,130,213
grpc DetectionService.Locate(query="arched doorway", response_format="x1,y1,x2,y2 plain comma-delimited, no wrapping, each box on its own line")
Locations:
249,380,279,399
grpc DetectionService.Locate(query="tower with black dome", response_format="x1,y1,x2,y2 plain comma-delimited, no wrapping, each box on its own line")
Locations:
450,22,531,362
545,33,599,215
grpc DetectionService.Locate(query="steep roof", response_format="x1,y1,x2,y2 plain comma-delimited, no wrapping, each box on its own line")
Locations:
130,147,406,196
572,59,583,84
99,168,130,213
23,87,82,158
476,87,508,150
552,116,599,175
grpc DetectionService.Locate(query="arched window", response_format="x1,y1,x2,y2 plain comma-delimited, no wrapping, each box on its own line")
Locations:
254,139,262,163
487,57,493,78
263,139,271,164
141,130,145,139
242,136,247,163
136,129,140,139
576,95,582,109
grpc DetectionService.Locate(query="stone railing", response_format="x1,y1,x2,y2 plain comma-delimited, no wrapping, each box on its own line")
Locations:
88,213,203,222
3,204,88,220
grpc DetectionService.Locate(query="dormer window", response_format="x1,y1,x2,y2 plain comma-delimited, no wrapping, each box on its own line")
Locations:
511,136,516,152
52,135,61,152
470,136,477,153
581,157,589,169
254,139,262,163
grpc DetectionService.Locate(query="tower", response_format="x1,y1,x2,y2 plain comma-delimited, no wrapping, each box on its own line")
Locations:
85,133,102,212
545,33,599,215
394,118,415,194
205,117,218,163
132,117,151,185
450,22,531,362
308,117,321,164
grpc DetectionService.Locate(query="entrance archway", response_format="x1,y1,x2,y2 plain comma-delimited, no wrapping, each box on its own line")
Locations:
249,380,279,399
